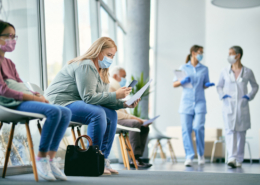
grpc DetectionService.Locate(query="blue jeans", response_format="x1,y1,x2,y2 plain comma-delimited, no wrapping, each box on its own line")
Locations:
66,101,118,158
181,113,205,159
14,101,71,152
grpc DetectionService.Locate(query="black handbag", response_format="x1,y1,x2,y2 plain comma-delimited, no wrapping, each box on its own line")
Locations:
64,135,104,176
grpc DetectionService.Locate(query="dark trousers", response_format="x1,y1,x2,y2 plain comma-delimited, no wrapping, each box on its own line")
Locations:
117,119,150,156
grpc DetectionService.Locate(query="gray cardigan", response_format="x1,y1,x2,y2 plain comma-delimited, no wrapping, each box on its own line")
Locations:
45,60,124,110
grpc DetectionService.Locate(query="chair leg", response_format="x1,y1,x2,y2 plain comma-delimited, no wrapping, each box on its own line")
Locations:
246,142,252,164
62,137,69,147
167,140,174,163
211,141,217,163
167,139,175,163
2,123,15,178
1,135,12,166
150,140,158,160
119,134,127,167
25,123,38,182
120,134,128,168
168,140,177,162
125,136,138,170
158,140,166,160
0,122,3,131
152,141,159,161
225,142,228,164
121,134,130,170
76,127,86,149
37,120,42,135
71,126,76,143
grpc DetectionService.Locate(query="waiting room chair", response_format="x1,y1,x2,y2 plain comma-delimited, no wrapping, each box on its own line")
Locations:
0,105,45,182
210,137,252,164
28,82,86,150
116,124,140,170
148,125,177,163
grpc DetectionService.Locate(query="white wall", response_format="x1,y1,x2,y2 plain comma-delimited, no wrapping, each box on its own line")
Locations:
204,1,260,159
155,0,205,131
155,0,260,159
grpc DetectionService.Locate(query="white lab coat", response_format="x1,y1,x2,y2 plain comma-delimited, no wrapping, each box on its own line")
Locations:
217,65,259,131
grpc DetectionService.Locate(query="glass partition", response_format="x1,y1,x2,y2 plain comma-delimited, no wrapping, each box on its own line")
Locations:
44,0,77,85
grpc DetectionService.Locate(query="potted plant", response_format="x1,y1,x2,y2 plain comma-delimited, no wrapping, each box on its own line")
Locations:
130,72,151,118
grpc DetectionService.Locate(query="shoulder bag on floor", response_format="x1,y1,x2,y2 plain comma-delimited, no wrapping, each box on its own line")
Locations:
64,135,104,176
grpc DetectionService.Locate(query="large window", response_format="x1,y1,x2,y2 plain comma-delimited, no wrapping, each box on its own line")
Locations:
149,0,157,118
100,1,126,67
103,0,115,12
44,0,77,85
77,0,93,55
116,27,126,67
100,7,116,41
0,0,42,167
0,0,128,171
115,0,127,26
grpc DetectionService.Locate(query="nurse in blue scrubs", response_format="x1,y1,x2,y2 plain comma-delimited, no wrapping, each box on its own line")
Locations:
173,45,215,167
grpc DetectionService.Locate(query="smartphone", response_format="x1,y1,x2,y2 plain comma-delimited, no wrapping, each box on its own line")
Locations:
128,80,138,88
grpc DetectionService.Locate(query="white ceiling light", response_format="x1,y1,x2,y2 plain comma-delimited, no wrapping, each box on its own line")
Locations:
211,0,260,9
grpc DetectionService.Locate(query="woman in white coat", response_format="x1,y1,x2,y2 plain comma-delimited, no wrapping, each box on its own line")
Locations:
217,46,259,168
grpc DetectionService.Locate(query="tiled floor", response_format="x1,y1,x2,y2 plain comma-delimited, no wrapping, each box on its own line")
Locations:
111,159,260,174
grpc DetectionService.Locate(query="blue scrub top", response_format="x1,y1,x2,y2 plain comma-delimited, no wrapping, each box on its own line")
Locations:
174,61,210,115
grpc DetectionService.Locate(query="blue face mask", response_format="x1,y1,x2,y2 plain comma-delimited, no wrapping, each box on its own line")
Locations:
98,56,113,69
119,77,127,87
196,54,203,62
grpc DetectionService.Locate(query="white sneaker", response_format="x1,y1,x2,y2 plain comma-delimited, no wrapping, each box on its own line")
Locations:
236,161,242,168
184,159,193,167
198,156,205,165
36,158,56,181
227,159,236,168
50,160,67,181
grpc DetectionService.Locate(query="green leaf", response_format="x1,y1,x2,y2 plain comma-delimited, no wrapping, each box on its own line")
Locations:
129,72,155,117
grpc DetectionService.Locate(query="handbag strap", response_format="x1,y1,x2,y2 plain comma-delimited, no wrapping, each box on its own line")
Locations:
75,135,93,148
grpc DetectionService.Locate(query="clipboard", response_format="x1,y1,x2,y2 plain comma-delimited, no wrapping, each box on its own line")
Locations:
125,79,152,106
174,70,192,88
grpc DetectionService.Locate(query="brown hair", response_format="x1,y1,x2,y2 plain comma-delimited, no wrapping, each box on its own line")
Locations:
185,45,203,63
68,37,117,84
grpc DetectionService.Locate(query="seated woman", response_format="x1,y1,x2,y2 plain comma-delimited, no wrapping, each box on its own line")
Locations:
0,20,71,181
45,37,139,175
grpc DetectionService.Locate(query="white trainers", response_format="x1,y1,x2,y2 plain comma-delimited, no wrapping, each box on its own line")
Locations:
236,161,242,168
227,159,236,168
198,156,205,165
50,160,67,181
184,159,193,167
36,157,56,181
105,159,119,174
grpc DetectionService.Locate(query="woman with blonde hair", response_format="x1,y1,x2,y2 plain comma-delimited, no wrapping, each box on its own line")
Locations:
45,37,139,175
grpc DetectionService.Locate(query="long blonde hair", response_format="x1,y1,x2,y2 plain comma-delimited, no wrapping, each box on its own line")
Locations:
68,37,117,84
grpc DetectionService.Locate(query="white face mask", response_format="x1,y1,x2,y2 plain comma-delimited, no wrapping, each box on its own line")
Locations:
227,55,237,64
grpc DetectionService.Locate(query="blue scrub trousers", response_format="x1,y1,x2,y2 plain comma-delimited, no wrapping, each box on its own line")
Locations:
181,113,205,159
